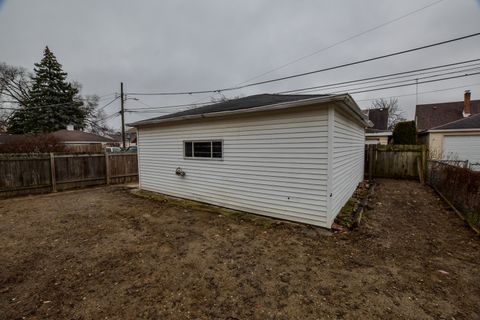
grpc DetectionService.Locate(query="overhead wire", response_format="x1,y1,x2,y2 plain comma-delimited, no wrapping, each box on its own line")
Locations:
354,81,480,103
342,71,480,95
122,59,480,112
281,66,480,95
125,32,480,96
0,101,83,111
97,96,120,111
124,72,480,114
275,59,480,94
234,0,447,86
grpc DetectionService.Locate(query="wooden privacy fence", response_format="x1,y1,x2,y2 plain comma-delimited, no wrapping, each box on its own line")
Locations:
365,144,427,181
0,153,138,198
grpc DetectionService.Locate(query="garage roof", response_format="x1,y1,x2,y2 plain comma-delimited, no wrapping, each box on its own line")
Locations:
429,113,480,131
130,93,370,127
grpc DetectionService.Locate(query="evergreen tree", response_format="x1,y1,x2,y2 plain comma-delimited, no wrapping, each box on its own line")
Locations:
8,47,87,133
392,121,417,145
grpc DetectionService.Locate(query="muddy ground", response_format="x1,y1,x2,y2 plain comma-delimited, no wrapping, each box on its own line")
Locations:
0,179,479,319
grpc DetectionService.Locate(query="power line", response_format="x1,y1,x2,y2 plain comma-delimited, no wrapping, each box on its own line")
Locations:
298,64,480,93
125,72,480,115
98,92,117,99
123,59,480,112
97,96,120,111
240,32,480,89
276,59,480,94
235,0,447,86
0,97,119,116
126,32,480,96
0,101,82,111
344,71,480,95
124,100,215,111
283,66,480,95
355,81,480,103
104,112,121,120
125,110,174,114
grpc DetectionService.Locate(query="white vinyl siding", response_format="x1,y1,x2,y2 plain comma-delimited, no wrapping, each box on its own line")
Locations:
138,107,330,226
443,135,480,163
329,108,365,225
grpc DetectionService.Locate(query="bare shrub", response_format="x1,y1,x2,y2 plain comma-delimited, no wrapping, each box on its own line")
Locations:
0,134,65,153
429,161,480,230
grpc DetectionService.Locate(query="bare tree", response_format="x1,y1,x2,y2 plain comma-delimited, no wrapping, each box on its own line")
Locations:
209,94,243,103
82,95,115,135
0,109,10,132
370,97,406,130
0,62,31,106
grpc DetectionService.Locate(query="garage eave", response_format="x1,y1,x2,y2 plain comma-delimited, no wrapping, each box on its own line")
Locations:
129,94,370,128
427,128,480,133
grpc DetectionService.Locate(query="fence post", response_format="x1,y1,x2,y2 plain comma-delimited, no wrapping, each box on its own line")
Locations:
421,145,427,183
368,144,375,181
49,152,57,192
105,151,110,185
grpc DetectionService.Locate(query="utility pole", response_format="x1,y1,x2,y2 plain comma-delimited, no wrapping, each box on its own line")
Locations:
415,78,419,106
120,82,126,149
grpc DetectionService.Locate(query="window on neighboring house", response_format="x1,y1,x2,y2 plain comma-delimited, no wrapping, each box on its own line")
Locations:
184,140,223,159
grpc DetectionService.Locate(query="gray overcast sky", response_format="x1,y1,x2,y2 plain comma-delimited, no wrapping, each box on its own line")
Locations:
1,0,479,129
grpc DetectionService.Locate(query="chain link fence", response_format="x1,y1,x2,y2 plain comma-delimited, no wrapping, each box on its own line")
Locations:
428,161,480,232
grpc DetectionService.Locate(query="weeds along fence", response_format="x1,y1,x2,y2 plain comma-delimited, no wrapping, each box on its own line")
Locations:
428,160,480,232
0,153,138,198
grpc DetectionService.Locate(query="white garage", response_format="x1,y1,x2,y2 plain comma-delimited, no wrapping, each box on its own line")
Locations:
130,94,370,228
443,135,480,163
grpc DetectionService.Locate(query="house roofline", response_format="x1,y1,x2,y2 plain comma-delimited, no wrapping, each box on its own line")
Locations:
60,141,114,144
427,128,480,133
365,132,392,137
129,94,372,128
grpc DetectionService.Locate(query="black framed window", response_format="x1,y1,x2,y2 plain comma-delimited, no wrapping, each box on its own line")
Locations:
184,140,223,159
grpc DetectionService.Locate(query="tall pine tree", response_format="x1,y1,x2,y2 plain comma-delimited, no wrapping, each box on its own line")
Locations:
8,47,87,133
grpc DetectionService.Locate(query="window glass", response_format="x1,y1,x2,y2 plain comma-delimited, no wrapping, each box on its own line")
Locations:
212,141,222,158
184,140,223,159
193,142,212,157
184,142,193,157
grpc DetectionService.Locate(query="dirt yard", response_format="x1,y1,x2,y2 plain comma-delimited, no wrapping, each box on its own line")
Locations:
1,180,479,319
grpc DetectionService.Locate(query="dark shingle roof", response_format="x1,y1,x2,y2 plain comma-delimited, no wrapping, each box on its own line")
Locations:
367,108,389,130
1,130,114,145
430,113,480,130
49,130,115,143
366,128,391,134
415,100,480,131
132,94,328,125
0,134,25,144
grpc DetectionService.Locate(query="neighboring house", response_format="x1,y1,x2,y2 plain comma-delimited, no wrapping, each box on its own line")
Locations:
49,125,116,153
130,93,370,228
416,90,480,162
365,130,392,145
364,108,392,145
0,126,116,153
0,133,25,145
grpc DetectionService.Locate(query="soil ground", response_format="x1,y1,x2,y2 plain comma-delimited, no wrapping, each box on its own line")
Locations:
0,179,479,319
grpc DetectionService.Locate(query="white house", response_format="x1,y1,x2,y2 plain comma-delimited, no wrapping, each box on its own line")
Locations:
417,91,480,165
130,94,370,228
